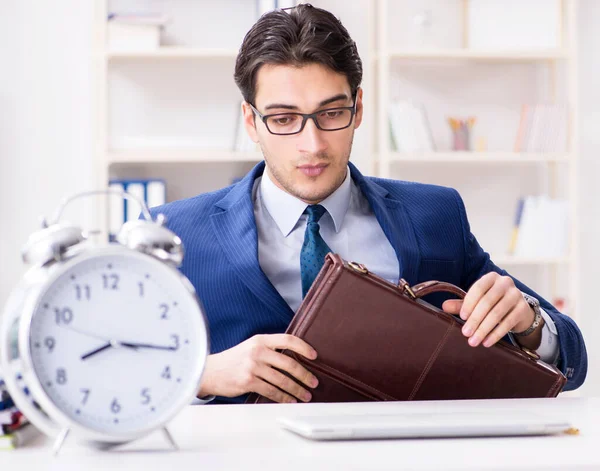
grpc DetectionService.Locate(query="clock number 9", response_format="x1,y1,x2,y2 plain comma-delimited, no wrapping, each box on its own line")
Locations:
54,308,73,325
44,336,56,353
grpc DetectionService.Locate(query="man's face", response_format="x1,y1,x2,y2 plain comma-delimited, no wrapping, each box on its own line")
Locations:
242,63,363,204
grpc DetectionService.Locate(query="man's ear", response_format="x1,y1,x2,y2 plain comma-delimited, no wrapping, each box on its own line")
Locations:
353,87,364,129
241,101,259,142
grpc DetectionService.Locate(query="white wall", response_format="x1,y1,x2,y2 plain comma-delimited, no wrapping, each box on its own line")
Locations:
575,0,600,397
0,0,597,394
0,0,95,307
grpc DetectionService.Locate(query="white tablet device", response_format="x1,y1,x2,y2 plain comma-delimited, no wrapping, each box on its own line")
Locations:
277,410,574,441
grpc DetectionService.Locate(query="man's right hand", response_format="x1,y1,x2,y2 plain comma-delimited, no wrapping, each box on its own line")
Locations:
197,334,319,403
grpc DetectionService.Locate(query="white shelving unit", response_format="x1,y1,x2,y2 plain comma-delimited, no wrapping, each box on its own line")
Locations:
388,152,570,163
386,49,570,61
107,150,263,164
93,0,580,328
375,0,580,342
106,47,239,60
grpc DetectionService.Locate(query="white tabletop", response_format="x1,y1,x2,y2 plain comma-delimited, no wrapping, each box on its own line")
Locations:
3,397,599,471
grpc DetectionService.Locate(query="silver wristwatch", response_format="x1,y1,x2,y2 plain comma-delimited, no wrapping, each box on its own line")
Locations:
510,293,543,337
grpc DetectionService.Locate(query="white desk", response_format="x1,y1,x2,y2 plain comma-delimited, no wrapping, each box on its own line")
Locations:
3,397,599,471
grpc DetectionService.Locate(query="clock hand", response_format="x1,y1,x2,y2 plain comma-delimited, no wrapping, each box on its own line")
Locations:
60,325,115,343
119,342,177,351
61,325,140,352
81,339,140,361
80,342,112,361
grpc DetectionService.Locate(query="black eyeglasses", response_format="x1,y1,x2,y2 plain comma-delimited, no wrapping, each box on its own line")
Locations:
249,99,357,136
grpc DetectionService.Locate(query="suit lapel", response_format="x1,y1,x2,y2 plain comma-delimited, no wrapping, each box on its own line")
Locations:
349,163,421,284
210,162,294,323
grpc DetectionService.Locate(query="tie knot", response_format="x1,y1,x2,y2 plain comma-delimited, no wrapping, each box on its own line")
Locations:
304,204,327,223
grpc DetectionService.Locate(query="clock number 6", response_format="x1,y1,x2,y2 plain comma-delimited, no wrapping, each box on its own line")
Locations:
111,398,121,414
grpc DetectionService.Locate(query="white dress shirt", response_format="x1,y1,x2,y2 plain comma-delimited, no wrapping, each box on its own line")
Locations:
254,167,560,364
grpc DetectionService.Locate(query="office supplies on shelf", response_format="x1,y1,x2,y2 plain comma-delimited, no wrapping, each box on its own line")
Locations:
448,116,476,151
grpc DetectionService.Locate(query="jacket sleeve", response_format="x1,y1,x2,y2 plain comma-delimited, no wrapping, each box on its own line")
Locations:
452,189,588,391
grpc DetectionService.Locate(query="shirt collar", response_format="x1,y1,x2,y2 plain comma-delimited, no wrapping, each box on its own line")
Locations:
260,166,352,237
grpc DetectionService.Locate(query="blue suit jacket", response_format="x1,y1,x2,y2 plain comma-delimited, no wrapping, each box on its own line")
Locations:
151,162,587,403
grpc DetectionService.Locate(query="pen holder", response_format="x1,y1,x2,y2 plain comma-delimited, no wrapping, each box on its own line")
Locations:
448,117,476,151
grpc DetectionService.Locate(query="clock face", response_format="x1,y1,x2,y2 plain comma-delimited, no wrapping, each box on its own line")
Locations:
26,249,207,436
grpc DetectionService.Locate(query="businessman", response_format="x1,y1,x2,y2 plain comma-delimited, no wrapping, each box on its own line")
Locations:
151,4,587,404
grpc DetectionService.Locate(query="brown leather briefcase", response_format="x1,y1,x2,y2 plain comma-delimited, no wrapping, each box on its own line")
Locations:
247,253,566,403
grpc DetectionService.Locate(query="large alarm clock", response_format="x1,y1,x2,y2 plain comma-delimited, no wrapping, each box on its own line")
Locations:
0,191,209,452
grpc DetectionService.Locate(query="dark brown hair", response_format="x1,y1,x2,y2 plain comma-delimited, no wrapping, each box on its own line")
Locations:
234,3,363,106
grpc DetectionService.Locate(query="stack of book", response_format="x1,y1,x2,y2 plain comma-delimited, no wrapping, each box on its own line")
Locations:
514,104,568,153
108,178,167,241
0,378,39,450
388,101,436,153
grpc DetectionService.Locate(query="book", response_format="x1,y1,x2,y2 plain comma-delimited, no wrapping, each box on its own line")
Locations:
389,101,435,153
0,424,40,450
108,179,167,240
512,195,570,258
514,104,568,153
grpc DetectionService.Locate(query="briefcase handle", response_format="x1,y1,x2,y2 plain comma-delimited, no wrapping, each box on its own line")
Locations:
399,279,466,300
346,260,467,300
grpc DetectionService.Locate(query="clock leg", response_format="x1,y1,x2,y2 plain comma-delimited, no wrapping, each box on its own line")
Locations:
52,428,70,456
162,427,179,451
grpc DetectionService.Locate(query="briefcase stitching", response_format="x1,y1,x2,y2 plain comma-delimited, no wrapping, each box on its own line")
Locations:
407,320,455,401
290,351,397,401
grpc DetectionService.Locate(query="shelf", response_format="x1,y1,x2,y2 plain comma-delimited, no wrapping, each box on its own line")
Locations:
388,152,570,163
492,255,571,266
107,150,263,164
385,49,570,61
106,47,239,60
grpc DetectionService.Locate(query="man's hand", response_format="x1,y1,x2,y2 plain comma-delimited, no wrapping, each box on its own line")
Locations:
442,272,543,349
197,334,319,403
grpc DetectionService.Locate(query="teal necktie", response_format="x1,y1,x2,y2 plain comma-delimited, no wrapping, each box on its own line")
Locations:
300,205,332,298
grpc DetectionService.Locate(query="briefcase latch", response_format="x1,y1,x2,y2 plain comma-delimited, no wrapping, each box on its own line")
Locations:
398,278,417,299
521,347,541,361
348,261,368,274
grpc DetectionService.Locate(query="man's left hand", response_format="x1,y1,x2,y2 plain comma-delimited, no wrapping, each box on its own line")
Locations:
441,272,537,348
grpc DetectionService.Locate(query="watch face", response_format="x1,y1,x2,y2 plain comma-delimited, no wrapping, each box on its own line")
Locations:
26,249,207,436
